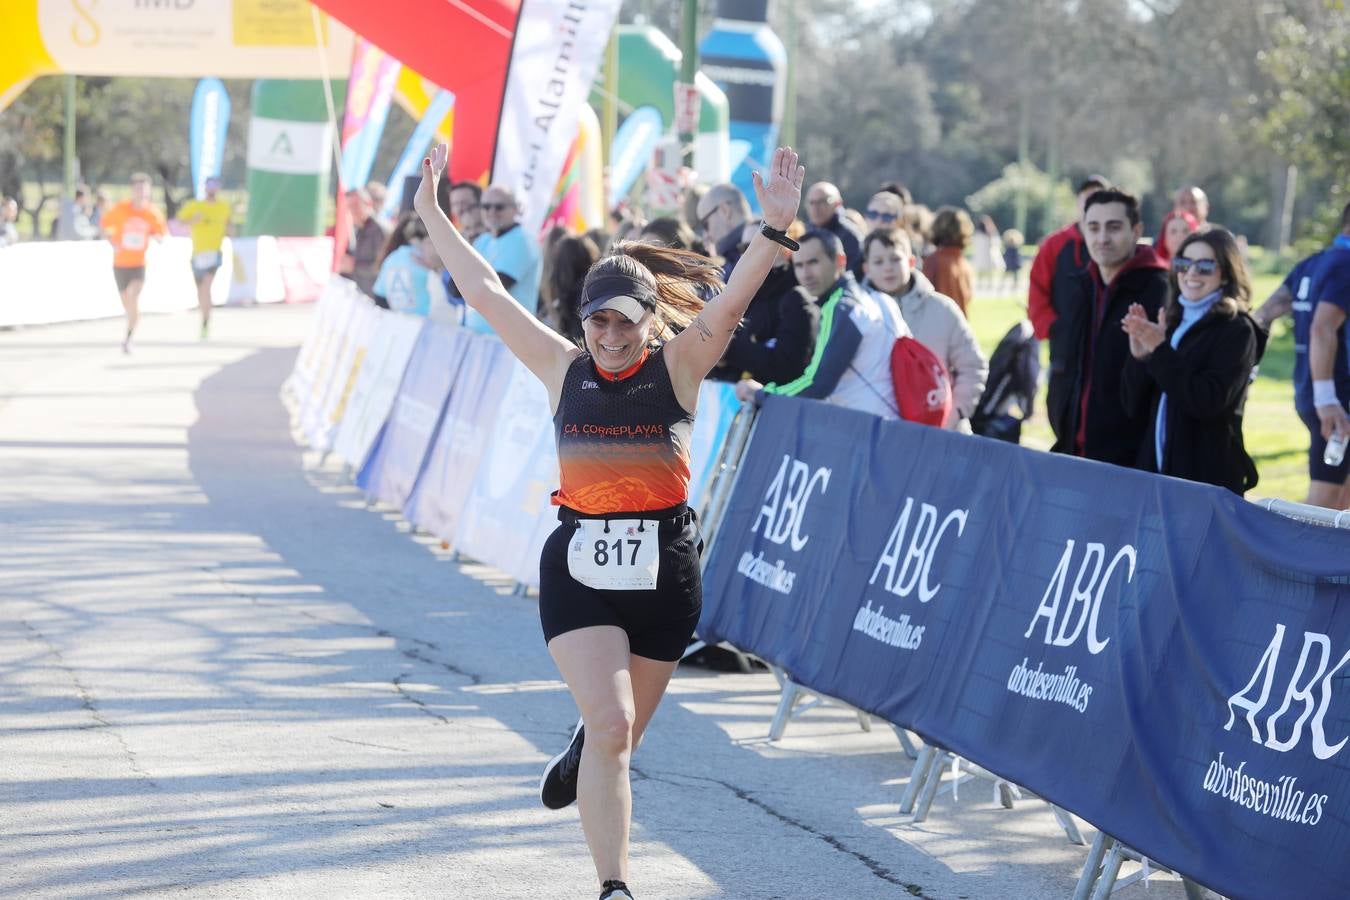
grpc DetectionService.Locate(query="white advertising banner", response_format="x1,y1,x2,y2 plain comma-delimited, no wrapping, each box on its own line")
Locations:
489,0,622,235
402,336,513,543
308,300,381,452
453,356,559,586
0,237,229,328
285,275,355,418
333,311,426,470
299,287,364,445
356,324,469,510
35,0,354,79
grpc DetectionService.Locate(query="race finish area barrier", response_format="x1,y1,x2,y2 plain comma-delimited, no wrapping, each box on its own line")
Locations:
286,278,1349,898
697,394,1350,900
0,236,332,329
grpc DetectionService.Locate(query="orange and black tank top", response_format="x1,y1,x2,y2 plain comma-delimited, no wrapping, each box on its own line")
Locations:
552,346,693,515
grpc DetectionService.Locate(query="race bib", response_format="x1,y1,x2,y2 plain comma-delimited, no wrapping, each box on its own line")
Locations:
121,227,147,251
192,251,222,269
567,518,660,590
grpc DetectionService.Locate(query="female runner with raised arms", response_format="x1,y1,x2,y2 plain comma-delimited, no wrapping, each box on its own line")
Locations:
413,144,805,900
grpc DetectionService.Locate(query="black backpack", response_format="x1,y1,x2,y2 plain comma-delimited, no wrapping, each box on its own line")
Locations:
971,320,1040,443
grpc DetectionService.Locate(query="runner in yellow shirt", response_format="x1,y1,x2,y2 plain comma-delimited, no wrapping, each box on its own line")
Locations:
100,173,167,353
175,177,233,340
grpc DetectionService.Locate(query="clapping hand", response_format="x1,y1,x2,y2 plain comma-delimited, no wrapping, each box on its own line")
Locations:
753,147,805,231
1121,303,1167,360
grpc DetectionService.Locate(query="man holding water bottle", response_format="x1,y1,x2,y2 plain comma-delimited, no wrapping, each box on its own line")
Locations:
1255,202,1350,509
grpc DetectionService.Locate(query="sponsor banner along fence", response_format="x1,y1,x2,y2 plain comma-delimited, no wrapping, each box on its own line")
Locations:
698,393,1350,900
332,310,425,471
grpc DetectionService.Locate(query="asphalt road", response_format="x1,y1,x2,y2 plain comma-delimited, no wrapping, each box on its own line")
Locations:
0,305,1199,899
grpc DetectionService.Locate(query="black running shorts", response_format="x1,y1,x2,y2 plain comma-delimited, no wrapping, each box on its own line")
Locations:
113,266,146,292
539,504,702,662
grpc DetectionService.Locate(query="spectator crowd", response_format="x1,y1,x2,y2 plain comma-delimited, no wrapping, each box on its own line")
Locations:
5,163,1347,510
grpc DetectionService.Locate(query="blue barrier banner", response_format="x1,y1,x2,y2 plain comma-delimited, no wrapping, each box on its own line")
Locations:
699,394,1350,900
356,323,468,508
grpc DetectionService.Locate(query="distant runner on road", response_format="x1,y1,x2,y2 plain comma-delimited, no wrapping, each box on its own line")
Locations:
175,176,232,340
100,172,167,353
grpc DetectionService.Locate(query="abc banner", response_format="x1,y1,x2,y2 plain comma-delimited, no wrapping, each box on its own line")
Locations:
699,394,1350,900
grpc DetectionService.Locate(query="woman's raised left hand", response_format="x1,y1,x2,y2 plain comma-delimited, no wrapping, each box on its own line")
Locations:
752,147,805,231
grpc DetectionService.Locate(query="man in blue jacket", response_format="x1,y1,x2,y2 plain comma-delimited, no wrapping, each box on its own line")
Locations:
1254,201,1350,508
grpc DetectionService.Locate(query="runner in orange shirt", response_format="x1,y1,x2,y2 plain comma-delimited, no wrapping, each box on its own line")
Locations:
100,173,167,353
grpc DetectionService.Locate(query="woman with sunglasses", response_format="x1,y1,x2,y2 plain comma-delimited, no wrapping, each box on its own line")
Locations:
414,143,805,900
1120,227,1265,494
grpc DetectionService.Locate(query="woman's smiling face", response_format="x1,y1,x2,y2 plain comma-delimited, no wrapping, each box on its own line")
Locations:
1175,241,1222,301
582,307,654,372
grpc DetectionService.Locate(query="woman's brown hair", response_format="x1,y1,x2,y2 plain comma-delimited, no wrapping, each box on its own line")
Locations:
928,206,974,249
1166,226,1251,329
582,241,725,341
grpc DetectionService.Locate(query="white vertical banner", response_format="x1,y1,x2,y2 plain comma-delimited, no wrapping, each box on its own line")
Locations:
490,0,622,235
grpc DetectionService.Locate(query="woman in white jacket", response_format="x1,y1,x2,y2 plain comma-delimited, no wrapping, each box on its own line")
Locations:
863,226,989,431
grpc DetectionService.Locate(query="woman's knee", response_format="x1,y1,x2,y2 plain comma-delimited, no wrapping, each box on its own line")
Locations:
586,707,635,758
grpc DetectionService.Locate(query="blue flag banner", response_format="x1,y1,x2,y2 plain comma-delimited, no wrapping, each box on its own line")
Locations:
356,323,468,507
607,105,664,209
189,78,231,198
699,394,1350,900
380,90,455,226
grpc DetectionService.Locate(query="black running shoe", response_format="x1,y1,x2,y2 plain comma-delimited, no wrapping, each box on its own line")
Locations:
539,717,584,809
599,879,633,899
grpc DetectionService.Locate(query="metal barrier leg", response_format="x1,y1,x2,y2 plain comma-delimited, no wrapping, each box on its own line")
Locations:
856,710,873,732
1088,840,1126,900
890,723,920,760
913,750,950,822
898,744,935,814
1073,832,1111,900
996,780,1017,809
1181,878,1208,900
1050,804,1086,845
768,679,805,741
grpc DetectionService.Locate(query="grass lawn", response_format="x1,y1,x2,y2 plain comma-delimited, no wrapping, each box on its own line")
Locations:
967,273,1308,503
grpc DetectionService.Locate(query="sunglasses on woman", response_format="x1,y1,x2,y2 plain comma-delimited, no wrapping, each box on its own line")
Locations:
1173,257,1218,276
866,209,898,223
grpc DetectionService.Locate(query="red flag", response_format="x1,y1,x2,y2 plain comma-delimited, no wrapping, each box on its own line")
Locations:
310,0,521,183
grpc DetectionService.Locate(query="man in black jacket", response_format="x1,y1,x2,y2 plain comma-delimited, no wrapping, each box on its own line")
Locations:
697,183,820,384
1047,188,1167,465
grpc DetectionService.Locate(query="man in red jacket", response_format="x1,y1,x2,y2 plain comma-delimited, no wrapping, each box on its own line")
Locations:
1028,174,1109,341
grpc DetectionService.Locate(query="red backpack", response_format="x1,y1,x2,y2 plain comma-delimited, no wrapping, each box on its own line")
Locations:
890,336,953,427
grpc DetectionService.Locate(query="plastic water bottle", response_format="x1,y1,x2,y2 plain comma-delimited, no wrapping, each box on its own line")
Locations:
1325,430,1349,467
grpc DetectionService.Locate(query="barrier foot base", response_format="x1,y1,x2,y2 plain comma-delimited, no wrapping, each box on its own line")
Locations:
889,723,920,760
1050,804,1086,845
768,678,806,741
765,671,882,741
899,744,937,815
1073,832,1110,900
